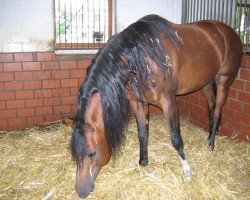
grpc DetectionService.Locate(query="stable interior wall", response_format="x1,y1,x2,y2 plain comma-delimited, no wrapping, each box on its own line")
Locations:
0,0,182,53
0,0,54,52
0,0,249,142
115,0,182,32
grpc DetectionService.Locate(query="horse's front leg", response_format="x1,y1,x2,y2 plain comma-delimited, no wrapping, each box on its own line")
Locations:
162,96,191,181
130,100,149,166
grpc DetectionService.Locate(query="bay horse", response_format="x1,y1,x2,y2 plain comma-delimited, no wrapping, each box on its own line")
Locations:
70,15,242,198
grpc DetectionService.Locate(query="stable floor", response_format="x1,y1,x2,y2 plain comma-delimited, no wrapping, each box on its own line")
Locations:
0,116,249,200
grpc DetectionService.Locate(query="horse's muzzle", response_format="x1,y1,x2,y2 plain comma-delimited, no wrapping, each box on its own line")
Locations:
76,182,94,199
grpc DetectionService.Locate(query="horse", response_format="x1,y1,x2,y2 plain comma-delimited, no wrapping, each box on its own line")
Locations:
70,15,242,198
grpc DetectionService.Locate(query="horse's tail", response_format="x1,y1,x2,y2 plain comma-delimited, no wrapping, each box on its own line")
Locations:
212,79,217,98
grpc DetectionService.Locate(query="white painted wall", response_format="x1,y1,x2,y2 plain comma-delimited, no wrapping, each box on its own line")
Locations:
114,0,182,33
0,0,182,52
0,0,54,52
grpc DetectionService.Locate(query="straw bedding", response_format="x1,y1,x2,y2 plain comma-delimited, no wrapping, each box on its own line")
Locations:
0,116,249,200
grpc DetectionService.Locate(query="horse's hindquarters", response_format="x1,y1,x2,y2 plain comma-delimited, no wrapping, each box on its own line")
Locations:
173,21,242,95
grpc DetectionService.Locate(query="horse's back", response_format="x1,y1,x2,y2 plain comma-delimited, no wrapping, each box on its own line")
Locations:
202,21,242,74
192,20,242,62
169,20,242,94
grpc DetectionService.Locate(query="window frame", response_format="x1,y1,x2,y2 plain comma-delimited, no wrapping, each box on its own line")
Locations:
54,0,112,50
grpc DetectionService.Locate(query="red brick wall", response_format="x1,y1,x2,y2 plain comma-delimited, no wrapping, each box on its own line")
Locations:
0,52,91,131
0,52,249,141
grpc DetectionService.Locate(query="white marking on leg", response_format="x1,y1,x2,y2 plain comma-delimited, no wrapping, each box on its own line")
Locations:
89,166,93,178
179,156,191,182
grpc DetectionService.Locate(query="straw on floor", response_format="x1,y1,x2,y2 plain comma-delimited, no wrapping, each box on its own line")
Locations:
0,116,249,200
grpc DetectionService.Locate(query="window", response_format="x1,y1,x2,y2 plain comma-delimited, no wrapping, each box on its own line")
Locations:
55,0,112,50
236,1,250,52
182,0,237,27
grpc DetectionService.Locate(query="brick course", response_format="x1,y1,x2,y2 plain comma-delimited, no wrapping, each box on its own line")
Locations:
0,52,249,142
0,52,89,131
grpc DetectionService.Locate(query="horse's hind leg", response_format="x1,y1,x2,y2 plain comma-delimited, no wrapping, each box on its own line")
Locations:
162,96,191,181
130,100,149,166
201,80,216,125
208,74,236,150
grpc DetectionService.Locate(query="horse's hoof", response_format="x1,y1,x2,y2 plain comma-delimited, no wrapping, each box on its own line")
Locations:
184,175,191,182
208,144,214,151
180,158,191,182
183,169,191,182
183,164,191,182
139,159,148,166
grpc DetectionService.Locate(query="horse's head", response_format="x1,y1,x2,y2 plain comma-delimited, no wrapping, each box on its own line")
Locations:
72,93,111,198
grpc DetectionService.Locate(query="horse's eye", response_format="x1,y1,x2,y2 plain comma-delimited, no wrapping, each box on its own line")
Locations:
88,152,96,159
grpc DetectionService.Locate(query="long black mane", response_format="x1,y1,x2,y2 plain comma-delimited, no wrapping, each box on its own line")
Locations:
71,15,179,161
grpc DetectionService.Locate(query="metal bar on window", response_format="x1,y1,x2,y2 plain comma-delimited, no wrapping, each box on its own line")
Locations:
227,0,232,26
232,0,236,28
201,0,205,20
223,0,228,24
205,0,208,19
182,0,239,27
58,0,61,48
87,0,90,48
195,0,198,21
64,2,67,46
55,0,111,50
75,0,78,49
98,0,101,47
81,3,84,45
193,0,196,22
70,1,73,49
104,0,107,42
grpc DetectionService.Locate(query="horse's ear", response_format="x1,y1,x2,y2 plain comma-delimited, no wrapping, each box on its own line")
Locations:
85,92,103,131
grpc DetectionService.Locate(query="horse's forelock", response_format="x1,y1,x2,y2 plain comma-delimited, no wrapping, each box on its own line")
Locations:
70,125,87,162
70,84,94,162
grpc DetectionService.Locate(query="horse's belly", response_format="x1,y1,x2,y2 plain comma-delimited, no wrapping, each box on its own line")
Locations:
176,63,219,95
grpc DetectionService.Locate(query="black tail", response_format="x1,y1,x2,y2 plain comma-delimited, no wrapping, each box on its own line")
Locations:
212,79,217,98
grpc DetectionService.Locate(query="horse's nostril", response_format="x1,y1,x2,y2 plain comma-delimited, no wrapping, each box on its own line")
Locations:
78,189,89,199
76,183,94,199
